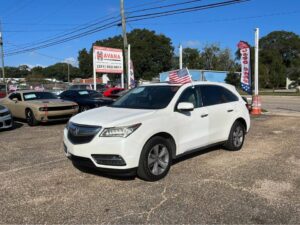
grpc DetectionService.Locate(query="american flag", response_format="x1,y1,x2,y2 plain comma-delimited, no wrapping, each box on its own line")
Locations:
168,68,192,84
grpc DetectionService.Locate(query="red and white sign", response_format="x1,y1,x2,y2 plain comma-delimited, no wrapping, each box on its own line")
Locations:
238,41,252,94
93,46,123,74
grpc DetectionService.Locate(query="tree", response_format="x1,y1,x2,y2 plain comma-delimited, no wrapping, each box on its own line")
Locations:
78,29,174,81
259,31,300,88
78,48,93,78
225,72,240,87
43,63,80,81
182,48,203,69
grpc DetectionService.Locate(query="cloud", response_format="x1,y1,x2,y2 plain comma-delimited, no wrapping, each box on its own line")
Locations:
183,40,201,48
63,57,78,67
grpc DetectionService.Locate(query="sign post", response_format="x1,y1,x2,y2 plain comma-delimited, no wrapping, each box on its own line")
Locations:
93,46,124,89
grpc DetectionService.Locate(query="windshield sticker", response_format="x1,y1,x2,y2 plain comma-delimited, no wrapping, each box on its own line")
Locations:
24,94,37,100
78,91,89,95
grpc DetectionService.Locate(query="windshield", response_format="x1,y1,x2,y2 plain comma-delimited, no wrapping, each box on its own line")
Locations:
77,90,103,98
23,92,58,101
110,86,180,109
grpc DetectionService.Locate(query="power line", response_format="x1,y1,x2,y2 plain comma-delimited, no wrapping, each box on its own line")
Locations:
131,10,300,26
4,0,249,57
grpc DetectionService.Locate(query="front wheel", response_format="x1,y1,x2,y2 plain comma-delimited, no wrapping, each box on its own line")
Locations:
26,109,39,126
224,121,245,151
137,136,172,181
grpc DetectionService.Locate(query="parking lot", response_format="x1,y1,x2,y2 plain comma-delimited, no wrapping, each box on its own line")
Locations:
0,114,299,224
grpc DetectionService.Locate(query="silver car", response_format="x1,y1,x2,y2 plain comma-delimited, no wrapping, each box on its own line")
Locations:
0,104,13,130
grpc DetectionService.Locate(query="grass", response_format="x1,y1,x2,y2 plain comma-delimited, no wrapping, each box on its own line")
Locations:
237,89,300,96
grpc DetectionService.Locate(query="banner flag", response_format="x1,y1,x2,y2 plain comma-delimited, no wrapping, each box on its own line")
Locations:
238,41,252,94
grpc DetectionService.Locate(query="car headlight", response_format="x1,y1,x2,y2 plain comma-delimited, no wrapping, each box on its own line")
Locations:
100,123,141,138
66,121,70,130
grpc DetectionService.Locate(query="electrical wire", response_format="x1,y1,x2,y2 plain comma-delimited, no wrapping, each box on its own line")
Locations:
4,0,248,57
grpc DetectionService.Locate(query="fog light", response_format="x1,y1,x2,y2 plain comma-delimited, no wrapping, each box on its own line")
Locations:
91,154,126,166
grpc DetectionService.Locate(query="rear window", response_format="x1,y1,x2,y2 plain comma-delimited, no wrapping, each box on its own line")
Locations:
200,85,238,107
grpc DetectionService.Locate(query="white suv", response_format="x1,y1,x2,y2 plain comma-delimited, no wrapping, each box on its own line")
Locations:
64,82,250,181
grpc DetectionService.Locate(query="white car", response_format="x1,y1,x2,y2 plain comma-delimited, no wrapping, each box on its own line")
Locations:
0,104,13,130
64,82,250,181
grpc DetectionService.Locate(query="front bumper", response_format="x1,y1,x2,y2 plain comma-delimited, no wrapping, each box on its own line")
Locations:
67,153,136,176
36,109,78,122
63,128,142,170
0,114,13,129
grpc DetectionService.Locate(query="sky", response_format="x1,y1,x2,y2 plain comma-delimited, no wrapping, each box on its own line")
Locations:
0,0,300,68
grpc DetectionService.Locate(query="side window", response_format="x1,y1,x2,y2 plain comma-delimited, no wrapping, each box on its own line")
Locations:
15,93,22,101
201,85,222,106
219,87,238,103
177,87,199,108
9,93,16,100
200,85,238,106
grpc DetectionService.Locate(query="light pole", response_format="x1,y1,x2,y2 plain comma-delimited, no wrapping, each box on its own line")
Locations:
0,20,7,95
120,0,128,88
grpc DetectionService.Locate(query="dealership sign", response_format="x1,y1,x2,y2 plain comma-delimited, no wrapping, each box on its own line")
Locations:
238,41,252,94
93,46,123,74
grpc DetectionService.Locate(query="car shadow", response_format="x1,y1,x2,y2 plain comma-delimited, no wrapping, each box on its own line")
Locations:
0,121,24,132
71,145,223,181
72,163,136,181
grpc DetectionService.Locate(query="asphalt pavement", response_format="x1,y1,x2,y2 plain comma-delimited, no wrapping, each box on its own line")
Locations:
0,115,299,224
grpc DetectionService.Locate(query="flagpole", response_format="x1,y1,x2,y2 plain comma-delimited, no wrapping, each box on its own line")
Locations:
186,67,194,87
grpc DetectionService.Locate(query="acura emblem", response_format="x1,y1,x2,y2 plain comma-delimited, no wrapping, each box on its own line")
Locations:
70,126,80,136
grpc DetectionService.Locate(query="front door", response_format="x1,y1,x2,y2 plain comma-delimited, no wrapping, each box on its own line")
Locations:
173,86,210,155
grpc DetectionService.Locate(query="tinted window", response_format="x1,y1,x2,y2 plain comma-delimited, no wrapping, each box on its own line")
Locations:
177,87,201,108
200,85,238,107
9,93,22,101
111,86,180,109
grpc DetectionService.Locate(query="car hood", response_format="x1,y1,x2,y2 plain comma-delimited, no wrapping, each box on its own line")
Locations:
70,106,156,127
27,99,76,106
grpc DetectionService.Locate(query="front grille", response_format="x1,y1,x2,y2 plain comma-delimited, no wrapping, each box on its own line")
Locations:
0,122,3,127
0,111,10,117
67,122,101,145
48,114,73,120
47,106,75,111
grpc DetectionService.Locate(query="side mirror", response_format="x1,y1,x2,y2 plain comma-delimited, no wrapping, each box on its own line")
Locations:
12,98,18,103
177,102,194,112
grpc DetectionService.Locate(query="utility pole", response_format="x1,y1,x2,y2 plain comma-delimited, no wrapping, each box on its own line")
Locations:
179,45,183,69
254,28,259,96
0,20,7,95
67,62,70,84
120,0,128,89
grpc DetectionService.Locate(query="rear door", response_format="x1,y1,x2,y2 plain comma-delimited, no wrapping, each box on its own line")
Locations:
174,86,210,154
200,85,239,144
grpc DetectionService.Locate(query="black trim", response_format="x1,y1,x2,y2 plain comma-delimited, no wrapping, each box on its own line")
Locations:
68,154,136,176
174,141,226,159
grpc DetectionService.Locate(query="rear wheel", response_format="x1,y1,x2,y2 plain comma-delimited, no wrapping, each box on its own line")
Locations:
224,121,245,151
137,136,172,181
26,109,39,126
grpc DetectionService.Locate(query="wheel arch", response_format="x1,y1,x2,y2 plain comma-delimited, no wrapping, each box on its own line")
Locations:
146,132,177,159
235,117,247,131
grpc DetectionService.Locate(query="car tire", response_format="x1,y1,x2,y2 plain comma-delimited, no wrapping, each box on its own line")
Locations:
224,121,245,151
79,106,89,112
26,109,39,126
137,136,172,182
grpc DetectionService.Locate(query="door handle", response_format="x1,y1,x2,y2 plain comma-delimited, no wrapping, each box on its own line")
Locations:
227,109,234,113
201,114,208,118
